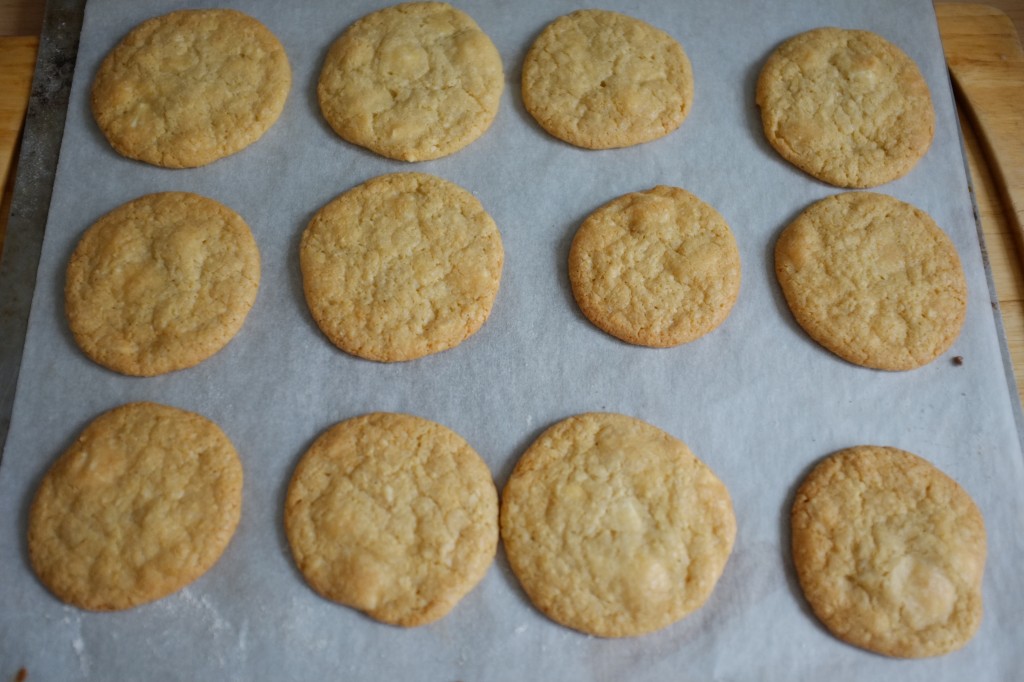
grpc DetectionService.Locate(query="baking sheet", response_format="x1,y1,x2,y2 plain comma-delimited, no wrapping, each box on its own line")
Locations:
2,0,1024,679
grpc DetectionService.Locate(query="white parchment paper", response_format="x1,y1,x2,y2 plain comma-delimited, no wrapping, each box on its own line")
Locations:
3,0,1024,679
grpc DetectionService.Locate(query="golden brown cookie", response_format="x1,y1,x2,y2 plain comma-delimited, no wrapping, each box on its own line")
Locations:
300,172,503,362
775,192,966,371
65,192,261,377
521,10,693,149
756,27,934,187
284,413,498,627
27,402,244,611
92,9,291,168
569,186,741,347
318,2,503,161
500,413,735,637
791,445,986,657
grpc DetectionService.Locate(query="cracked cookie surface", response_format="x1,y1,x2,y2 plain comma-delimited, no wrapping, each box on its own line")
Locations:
569,186,741,347
300,172,503,362
775,192,966,370
91,9,291,168
500,413,735,637
65,192,260,377
791,445,986,657
756,27,934,187
28,402,244,611
318,2,503,161
522,10,693,149
284,413,498,626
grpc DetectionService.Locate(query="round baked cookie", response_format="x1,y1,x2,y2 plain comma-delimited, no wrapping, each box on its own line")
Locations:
500,412,735,637
756,27,934,187
284,413,498,626
569,186,741,347
300,172,503,362
522,10,693,149
28,402,244,611
791,445,986,657
318,2,503,161
65,192,261,377
775,192,966,371
91,9,291,168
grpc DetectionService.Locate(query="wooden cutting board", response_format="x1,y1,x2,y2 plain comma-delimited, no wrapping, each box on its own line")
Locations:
0,36,35,179
939,4,1024,251
935,3,1024,403
0,34,37,249
0,5,1021,398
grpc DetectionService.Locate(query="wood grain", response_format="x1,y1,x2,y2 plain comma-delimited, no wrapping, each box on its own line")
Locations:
0,34,36,254
948,0,1024,40
937,3,1024,403
938,4,1024,257
0,0,43,37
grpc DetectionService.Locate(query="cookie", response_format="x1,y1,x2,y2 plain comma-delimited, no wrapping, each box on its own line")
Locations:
284,413,498,626
500,413,735,637
775,192,966,371
791,445,986,657
521,10,693,149
65,192,260,377
91,9,291,168
569,186,741,347
27,402,244,611
756,27,934,187
300,172,503,362
318,2,503,161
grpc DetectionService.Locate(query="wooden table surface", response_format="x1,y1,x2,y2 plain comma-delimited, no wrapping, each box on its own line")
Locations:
1,1,1023,405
